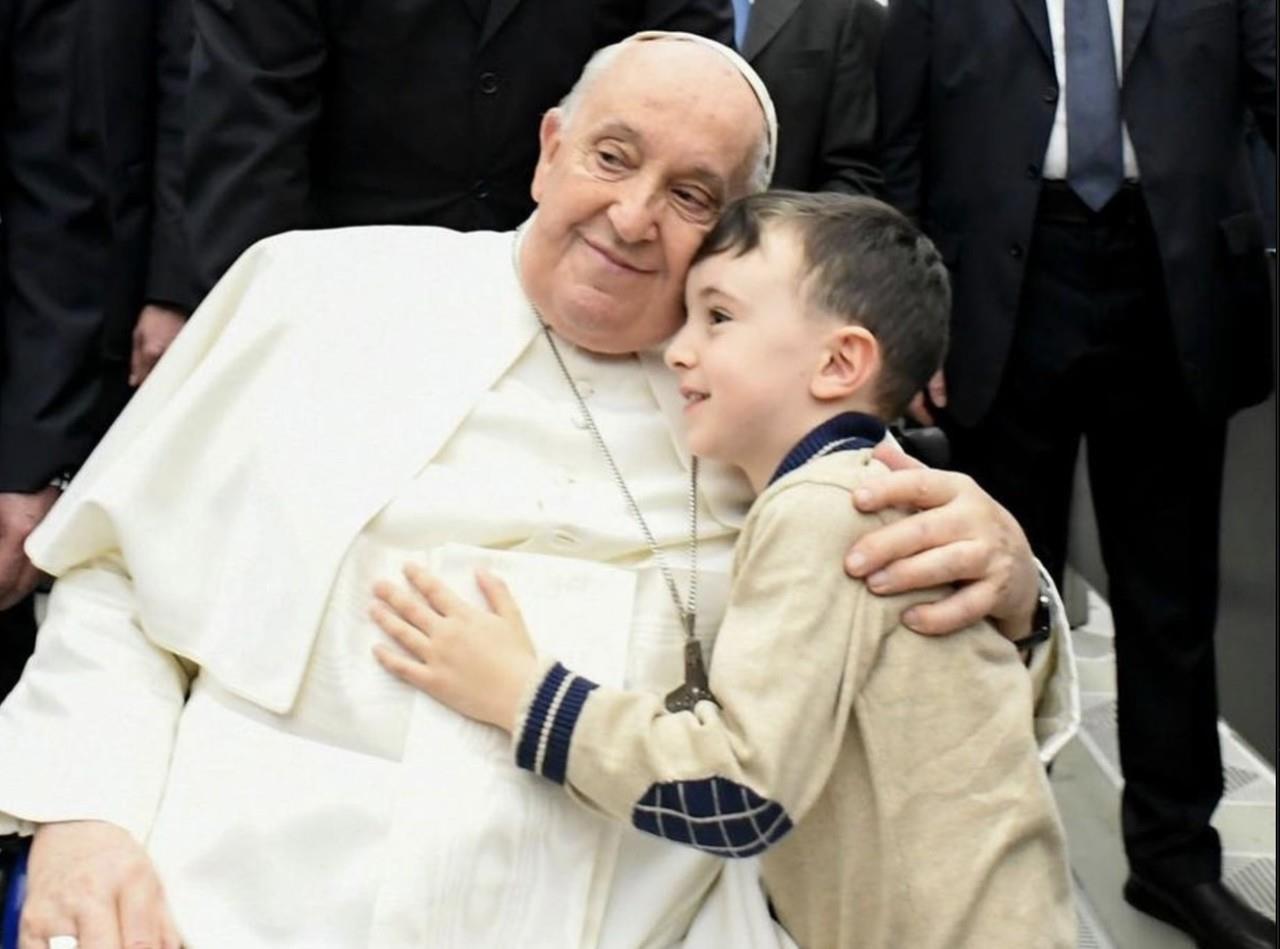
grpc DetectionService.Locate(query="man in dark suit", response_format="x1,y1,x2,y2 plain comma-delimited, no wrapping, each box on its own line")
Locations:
185,0,732,297
878,2,1276,946
0,0,191,699
84,0,195,385
733,0,883,194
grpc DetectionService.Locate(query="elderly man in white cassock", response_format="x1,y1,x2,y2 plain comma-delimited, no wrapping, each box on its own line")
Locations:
0,32,1076,949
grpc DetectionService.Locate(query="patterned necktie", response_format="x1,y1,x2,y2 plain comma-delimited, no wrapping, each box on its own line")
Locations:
1065,0,1124,211
732,0,752,52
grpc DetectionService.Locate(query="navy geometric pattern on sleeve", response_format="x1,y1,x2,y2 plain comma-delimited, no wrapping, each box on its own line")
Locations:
631,777,794,858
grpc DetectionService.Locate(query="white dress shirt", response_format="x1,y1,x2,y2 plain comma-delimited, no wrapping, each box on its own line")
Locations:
1041,0,1141,180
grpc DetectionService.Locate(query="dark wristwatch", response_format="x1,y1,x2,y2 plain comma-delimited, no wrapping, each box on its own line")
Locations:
1010,571,1054,653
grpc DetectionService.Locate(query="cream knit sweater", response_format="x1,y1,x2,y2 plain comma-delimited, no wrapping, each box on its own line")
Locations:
515,450,1076,948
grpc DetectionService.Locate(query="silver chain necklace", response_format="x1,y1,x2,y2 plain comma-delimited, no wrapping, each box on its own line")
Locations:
529,295,718,711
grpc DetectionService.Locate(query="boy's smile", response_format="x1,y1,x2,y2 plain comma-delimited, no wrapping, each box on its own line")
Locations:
679,385,709,408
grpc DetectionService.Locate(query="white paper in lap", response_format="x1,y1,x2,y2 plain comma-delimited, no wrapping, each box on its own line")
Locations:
369,544,636,948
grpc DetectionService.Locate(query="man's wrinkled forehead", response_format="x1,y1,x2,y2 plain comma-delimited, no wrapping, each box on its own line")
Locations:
574,32,777,185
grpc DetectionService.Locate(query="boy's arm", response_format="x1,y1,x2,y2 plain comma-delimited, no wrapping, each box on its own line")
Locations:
370,480,886,856
514,481,891,856
848,442,1080,760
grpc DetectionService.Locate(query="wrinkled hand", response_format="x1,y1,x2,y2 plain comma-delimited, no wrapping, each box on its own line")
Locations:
20,820,181,949
129,304,186,387
371,565,537,733
846,441,1037,640
0,487,60,610
906,369,947,426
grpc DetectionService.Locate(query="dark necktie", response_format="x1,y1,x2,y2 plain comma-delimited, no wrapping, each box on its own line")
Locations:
732,0,751,51
1065,0,1124,211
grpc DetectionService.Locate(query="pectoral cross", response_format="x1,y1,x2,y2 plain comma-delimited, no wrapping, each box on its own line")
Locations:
664,615,719,713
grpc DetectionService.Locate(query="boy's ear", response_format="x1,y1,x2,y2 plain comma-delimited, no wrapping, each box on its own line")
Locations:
811,325,880,402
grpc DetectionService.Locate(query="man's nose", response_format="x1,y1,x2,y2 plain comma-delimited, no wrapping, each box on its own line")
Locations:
607,179,660,245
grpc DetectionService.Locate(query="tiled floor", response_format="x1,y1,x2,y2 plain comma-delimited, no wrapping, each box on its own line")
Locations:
1052,585,1277,948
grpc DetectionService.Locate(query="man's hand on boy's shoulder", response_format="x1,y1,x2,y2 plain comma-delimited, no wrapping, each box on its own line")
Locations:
844,442,1038,640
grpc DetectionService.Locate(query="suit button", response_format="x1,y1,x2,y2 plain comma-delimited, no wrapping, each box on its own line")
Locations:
478,71,499,95
1042,86,1058,104
471,179,490,199
1009,243,1024,259
1026,162,1040,179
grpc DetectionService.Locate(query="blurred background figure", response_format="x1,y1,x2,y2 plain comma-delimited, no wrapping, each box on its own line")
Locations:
731,0,883,194
0,0,191,699
1245,114,1276,253
877,2,1275,947
185,0,733,298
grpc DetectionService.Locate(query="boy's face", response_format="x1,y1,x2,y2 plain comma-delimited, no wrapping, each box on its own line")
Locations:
666,228,835,479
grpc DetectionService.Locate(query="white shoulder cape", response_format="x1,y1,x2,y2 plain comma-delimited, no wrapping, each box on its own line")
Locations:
28,226,541,713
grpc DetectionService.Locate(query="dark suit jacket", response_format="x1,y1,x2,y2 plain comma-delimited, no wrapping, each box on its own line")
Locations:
743,0,883,194
79,0,195,338
878,0,1276,424
0,0,189,491
185,0,733,298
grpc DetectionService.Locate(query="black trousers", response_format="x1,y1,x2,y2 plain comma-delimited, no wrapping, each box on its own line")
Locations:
946,183,1226,887
0,595,37,702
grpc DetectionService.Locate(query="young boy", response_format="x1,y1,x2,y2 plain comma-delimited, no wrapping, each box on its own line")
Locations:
371,192,1076,948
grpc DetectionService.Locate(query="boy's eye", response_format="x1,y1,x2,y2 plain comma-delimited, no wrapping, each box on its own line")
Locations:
708,308,732,325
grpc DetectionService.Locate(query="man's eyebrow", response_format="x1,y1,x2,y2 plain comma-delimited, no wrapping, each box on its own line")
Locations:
685,165,728,197
593,120,641,142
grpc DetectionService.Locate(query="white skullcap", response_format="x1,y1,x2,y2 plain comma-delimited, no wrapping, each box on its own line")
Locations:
626,30,778,185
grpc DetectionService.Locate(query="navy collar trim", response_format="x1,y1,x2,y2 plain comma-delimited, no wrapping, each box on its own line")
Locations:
769,412,887,486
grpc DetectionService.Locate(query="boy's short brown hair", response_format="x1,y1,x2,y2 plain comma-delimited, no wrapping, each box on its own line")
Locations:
692,191,951,419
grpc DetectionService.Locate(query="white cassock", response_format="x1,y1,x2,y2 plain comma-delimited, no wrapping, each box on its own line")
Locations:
0,224,1077,948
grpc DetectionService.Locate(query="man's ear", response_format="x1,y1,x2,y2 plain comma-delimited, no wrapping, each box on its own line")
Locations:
531,109,566,205
811,325,880,401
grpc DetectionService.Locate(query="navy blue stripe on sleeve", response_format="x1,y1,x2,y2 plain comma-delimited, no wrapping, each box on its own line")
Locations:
515,662,570,773
541,673,599,784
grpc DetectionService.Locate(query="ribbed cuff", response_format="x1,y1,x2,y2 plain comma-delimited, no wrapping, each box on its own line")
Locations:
513,662,598,784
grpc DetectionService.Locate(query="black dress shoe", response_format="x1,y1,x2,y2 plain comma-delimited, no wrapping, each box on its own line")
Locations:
1124,874,1277,949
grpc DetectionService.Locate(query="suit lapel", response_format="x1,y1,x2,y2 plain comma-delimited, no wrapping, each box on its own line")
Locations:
742,0,804,61
479,0,522,47
1010,0,1054,66
1122,0,1157,75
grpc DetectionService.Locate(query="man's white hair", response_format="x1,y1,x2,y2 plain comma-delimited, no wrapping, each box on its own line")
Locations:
555,32,776,195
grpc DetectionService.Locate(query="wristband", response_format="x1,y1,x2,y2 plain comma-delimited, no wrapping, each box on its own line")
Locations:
1010,572,1054,653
